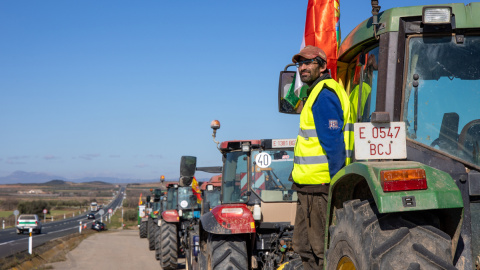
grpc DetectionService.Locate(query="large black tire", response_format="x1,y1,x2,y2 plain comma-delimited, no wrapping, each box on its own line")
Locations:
159,223,178,270
139,221,147,238
206,234,248,270
155,227,161,260
148,218,156,250
198,243,207,270
326,199,456,270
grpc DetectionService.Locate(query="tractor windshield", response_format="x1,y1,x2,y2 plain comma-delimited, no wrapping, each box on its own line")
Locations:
222,151,249,204
178,187,200,210
166,187,178,210
251,150,296,202
403,35,480,167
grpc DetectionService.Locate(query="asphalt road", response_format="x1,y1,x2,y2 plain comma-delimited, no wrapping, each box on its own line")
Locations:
0,186,126,259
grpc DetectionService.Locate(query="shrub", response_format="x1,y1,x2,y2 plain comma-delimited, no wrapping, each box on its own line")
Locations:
17,200,50,215
123,209,137,221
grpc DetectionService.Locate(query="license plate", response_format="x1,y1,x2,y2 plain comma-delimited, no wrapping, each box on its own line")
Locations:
272,139,296,148
354,122,406,160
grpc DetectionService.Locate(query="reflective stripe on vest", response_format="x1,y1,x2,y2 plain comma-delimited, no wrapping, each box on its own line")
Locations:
292,78,355,185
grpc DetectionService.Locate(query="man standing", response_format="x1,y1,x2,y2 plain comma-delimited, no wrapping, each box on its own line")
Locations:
291,45,354,269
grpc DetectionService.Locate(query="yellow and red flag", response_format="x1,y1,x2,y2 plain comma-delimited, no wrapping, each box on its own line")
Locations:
138,193,143,205
302,0,341,79
191,177,202,204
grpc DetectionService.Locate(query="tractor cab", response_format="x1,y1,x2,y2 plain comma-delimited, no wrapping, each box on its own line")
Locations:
219,139,297,210
200,174,222,214
165,183,178,212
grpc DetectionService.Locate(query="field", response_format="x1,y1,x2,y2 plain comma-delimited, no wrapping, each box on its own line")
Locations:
0,211,11,218
0,180,119,228
0,180,171,229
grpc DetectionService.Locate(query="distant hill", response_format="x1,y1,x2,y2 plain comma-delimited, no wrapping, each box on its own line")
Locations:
0,171,67,184
84,181,112,185
42,179,72,186
0,170,169,184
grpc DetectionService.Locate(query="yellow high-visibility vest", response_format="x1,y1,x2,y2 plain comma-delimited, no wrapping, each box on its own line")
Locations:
349,82,372,122
292,78,354,185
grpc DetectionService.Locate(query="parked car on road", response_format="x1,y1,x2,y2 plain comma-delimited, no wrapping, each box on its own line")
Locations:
91,220,106,231
16,214,42,234
87,213,96,219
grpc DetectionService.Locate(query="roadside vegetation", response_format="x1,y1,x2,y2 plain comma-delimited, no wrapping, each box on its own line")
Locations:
0,181,117,228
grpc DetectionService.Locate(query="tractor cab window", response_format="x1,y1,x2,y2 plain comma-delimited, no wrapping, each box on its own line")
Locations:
178,187,200,210
251,149,297,202
204,189,221,209
152,202,161,211
166,187,178,210
347,47,379,122
222,151,249,204
403,35,480,167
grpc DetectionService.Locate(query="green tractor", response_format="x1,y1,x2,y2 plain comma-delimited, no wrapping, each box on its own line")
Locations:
278,1,479,269
146,188,163,251
137,202,147,238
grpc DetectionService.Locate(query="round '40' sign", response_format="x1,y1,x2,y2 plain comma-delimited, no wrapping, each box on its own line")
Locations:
255,153,272,168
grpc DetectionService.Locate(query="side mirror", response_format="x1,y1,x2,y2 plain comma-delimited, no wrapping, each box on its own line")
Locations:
278,69,308,114
180,156,197,186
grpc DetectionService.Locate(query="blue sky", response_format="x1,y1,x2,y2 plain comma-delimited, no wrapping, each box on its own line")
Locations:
0,0,471,181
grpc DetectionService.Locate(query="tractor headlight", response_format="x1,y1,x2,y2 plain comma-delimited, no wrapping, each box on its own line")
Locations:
423,6,452,24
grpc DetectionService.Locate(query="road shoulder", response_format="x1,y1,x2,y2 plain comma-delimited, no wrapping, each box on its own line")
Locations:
46,229,159,269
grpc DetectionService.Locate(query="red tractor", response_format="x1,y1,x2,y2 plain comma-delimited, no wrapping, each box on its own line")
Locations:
184,120,301,269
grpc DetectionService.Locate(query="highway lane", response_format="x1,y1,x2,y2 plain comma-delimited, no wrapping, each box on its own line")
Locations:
0,186,126,259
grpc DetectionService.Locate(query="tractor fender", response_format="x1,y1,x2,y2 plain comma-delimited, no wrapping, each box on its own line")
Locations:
200,204,255,234
161,209,180,223
329,161,464,215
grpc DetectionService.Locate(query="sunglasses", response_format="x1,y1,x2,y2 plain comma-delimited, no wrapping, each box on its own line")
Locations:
295,59,318,68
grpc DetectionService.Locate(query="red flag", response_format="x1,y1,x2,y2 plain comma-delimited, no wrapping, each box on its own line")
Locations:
303,0,340,79
191,177,202,204
138,193,143,205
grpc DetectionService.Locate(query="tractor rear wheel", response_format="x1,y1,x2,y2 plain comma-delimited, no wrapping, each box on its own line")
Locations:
159,223,178,270
148,219,158,250
147,218,156,250
206,234,248,270
326,199,456,270
139,221,147,238
154,228,161,260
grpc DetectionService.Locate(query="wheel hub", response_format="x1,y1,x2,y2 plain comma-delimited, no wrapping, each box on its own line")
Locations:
336,256,356,270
